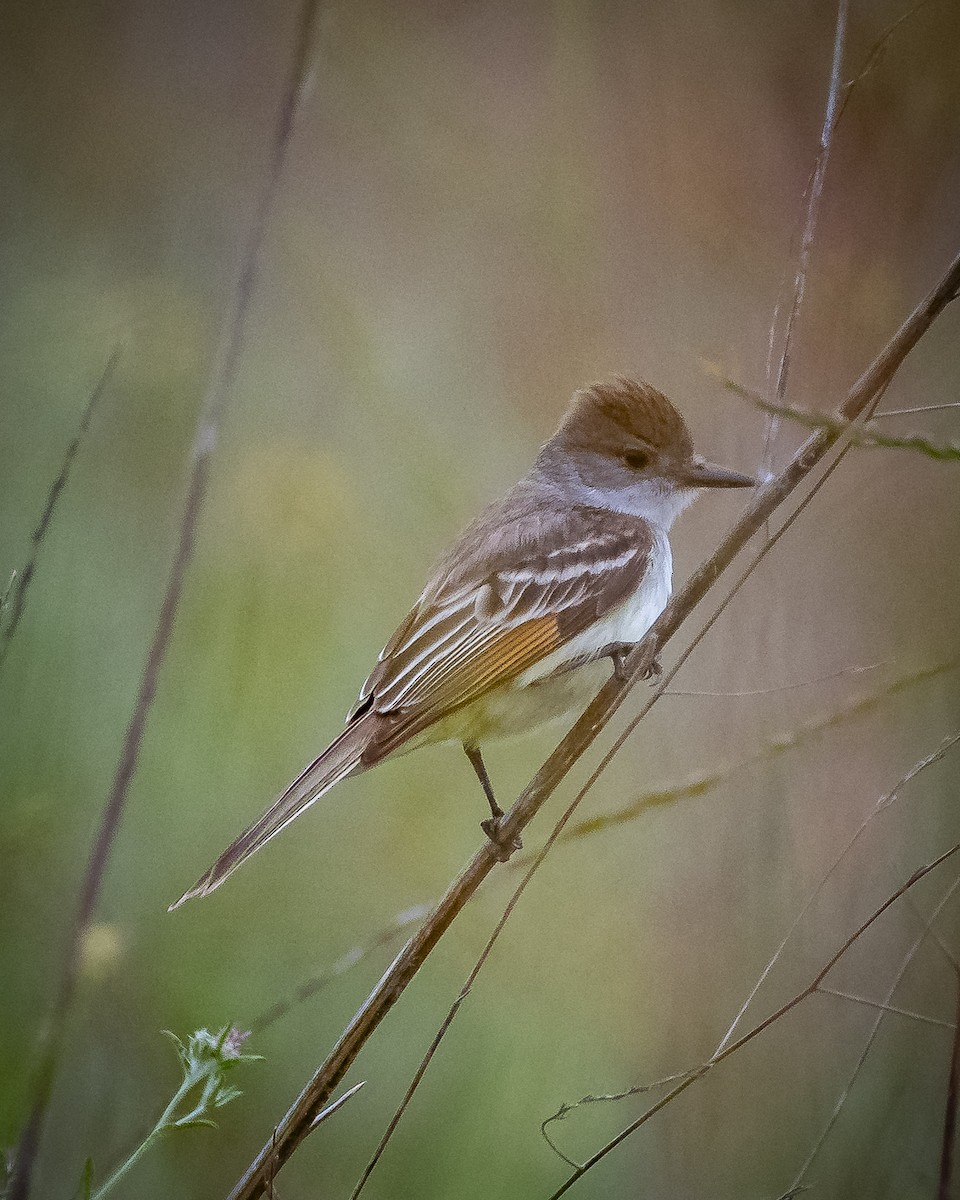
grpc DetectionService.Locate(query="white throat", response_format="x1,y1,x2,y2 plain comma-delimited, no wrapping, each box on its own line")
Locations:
575,479,697,529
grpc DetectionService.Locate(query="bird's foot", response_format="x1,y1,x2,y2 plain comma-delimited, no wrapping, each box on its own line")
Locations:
604,641,662,685
480,813,522,862
606,642,633,683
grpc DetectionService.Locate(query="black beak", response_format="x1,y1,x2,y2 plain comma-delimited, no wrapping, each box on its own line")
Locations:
680,458,756,488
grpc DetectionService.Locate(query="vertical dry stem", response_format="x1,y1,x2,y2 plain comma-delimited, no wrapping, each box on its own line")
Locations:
6,6,319,1196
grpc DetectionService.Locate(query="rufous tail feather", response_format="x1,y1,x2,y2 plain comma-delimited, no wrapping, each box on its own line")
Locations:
168,715,373,909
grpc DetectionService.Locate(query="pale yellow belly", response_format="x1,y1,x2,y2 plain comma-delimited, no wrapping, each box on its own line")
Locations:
400,541,671,752
398,657,610,753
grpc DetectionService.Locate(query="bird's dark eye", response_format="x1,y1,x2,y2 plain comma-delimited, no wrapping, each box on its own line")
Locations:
622,449,650,470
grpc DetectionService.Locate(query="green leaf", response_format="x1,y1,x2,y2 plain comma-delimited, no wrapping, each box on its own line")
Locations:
172,1118,219,1132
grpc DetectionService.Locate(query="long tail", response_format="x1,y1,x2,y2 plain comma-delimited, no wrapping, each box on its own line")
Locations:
169,715,374,909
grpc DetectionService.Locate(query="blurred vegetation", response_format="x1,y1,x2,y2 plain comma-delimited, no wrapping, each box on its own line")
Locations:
2,1,960,1197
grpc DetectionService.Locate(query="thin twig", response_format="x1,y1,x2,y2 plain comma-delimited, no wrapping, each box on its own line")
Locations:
714,732,960,1055
0,347,121,674
788,875,960,1191
348,981,473,1199
540,1067,695,1166
900,881,960,972
545,844,960,1199
227,250,960,1200
818,986,955,1030
839,0,938,111
874,401,960,418
728,384,960,461
665,659,885,697
308,1082,365,1132
761,0,847,480
760,0,937,479
5,7,320,1198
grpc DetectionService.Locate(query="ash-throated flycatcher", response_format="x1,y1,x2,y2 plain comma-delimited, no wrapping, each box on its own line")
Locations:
171,378,753,908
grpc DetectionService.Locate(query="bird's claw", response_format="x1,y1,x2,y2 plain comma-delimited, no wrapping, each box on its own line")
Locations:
480,815,522,862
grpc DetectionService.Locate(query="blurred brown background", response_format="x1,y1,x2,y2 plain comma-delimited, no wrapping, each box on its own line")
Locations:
2,1,960,1197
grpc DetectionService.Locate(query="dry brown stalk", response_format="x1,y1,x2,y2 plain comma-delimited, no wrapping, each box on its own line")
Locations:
227,243,960,1199
818,986,953,1030
351,637,954,1186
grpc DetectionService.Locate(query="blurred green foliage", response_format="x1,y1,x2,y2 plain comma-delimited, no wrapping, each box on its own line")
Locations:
2,1,960,1197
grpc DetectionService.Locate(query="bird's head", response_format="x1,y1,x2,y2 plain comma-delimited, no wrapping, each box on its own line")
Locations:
541,376,755,525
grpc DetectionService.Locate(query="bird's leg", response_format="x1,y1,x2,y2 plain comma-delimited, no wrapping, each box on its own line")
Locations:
600,642,662,684
463,743,522,862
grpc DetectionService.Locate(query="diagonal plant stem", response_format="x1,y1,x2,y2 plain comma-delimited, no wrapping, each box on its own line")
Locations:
839,0,938,114
227,243,960,1198
0,346,121,674
665,659,884,697
760,0,937,478
251,661,954,1040
546,873,960,1189
5,6,320,1198
546,843,960,1199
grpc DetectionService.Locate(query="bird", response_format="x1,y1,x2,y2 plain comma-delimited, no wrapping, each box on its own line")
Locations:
170,377,754,908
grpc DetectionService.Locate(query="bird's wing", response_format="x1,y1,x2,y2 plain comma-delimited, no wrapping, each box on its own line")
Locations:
352,508,656,754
